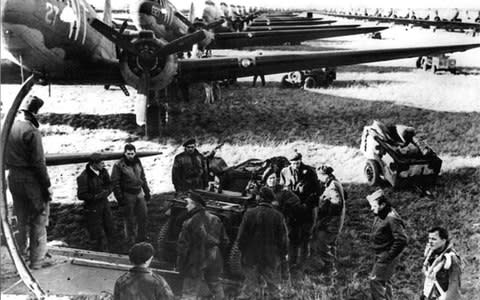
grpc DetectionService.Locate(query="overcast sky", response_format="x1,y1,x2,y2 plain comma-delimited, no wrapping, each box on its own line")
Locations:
90,0,479,10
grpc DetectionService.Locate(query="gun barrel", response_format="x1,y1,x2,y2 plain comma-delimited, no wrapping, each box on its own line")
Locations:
46,151,162,166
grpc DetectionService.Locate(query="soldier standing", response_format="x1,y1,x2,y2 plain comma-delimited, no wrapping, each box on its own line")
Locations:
422,227,462,300
280,151,319,266
111,143,151,244
176,192,230,299
367,190,407,300
6,96,52,269
114,242,174,300
236,187,289,299
172,138,208,193
76,153,114,251
311,165,346,277
264,169,308,271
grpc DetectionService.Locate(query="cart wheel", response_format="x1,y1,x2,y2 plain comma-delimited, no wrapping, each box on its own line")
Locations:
228,242,242,276
156,220,171,261
304,76,316,89
364,159,381,186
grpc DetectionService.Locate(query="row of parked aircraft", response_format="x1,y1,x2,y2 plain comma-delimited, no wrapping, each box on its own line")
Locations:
1,0,480,137
320,8,480,33
1,0,480,297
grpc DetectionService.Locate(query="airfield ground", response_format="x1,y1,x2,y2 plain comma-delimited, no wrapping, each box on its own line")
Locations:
1,24,480,299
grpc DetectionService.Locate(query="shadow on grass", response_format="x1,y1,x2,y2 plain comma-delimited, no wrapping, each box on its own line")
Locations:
327,79,403,88
45,167,479,300
38,84,480,156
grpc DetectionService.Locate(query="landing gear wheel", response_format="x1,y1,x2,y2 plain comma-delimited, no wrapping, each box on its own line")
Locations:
364,159,381,186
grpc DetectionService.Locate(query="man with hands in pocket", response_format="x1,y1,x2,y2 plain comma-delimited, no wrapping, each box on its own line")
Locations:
367,189,407,300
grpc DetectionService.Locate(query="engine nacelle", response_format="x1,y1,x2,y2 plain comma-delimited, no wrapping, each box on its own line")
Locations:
131,0,189,39
119,31,178,91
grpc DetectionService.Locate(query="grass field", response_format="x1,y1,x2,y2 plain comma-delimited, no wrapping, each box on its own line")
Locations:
1,24,479,298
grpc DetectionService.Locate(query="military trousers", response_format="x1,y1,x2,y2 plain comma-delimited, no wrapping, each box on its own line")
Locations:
370,254,398,300
122,190,147,243
8,170,49,266
85,199,114,251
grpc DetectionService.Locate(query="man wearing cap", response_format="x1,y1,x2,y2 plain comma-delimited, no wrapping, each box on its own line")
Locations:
311,165,346,277
172,139,208,193
112,143,151,244
367,189,407,300
236,187,289,299
5,95,52,269
77,153,114,251
280,151,319,266
176,192,230,299
114,242,174,300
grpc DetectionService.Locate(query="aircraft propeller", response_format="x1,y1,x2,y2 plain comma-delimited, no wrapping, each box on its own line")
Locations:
90,18,206,125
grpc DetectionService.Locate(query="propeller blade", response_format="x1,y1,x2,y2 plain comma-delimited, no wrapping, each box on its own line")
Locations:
119,20,129,34
156,30,206,56
175,11,194,28
91,18,138,54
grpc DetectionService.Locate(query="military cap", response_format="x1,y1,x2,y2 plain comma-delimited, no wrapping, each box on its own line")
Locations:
129,242,154,265
289,151,302,161
188,191,206,207
20,95,44,114
259,186,275,203
88,152,103,164
366,189,384,203
317,165,334,175
183,138,196,147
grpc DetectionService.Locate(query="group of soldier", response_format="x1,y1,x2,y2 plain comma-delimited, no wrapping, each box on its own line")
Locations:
4,95,463,300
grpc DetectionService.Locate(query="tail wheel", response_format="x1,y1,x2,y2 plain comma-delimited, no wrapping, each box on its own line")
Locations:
156,220,172,261
228,242,242,276
364,159,381,186
304,76,316,89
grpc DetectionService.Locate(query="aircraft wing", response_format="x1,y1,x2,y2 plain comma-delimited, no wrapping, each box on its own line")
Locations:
210,26,388,49
179,43,480,81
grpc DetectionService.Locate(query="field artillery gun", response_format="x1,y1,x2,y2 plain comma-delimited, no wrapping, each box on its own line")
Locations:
416,54,457,74
281,67,337,89
360,121,442,189
156,156,290,278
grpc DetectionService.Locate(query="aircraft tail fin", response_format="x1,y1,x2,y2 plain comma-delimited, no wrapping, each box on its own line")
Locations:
189,1,195,23
103,0,112,25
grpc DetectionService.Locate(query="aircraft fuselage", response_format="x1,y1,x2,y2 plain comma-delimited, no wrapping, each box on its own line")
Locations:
1,0,121,83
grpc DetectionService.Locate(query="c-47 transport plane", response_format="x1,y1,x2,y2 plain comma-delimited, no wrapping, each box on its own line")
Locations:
1,0,480,137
